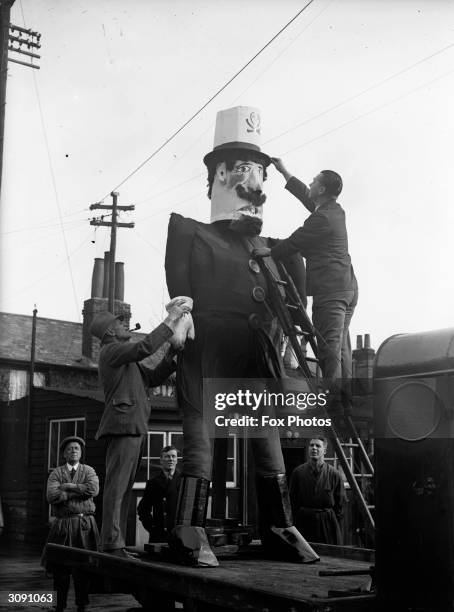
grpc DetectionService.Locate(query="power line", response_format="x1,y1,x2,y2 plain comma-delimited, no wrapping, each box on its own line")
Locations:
132,0,330,210
266,40,454,147
0,217,88,236
98,0,316,201
12,233,93,297
132,29,454,218
283,67,454,157
19,0,81,321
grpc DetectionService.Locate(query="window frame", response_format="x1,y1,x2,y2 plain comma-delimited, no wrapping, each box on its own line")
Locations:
47,417,86,472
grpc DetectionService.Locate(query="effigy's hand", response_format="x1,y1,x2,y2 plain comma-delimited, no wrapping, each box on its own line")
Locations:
169,312,195,351
252,247,271,259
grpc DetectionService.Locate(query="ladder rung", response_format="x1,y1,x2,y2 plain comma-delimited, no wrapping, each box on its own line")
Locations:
286,303,298,310
353,473,373,478
367,505,375,510
340,442,359,448
276,279,288,286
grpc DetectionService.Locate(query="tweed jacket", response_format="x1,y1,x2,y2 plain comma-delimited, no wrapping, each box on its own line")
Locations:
271,177,357,297
96,323,176,438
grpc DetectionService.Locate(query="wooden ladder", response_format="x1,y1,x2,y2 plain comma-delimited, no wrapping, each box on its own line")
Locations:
257,255,375,531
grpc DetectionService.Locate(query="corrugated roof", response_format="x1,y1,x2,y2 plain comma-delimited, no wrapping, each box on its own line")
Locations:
0,312,171,371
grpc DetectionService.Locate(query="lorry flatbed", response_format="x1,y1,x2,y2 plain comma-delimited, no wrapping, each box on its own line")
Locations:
45,543,376,611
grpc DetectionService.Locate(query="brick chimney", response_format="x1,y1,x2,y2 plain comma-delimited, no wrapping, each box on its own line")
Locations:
82,254,131,361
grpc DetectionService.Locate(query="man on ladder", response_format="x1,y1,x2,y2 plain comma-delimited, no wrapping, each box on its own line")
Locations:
254,157,358,417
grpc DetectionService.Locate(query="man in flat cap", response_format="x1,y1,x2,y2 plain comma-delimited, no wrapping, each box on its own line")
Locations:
42,436,99,612
91,299,192,558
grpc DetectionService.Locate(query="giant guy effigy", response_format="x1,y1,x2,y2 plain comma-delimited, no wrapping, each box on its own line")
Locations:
165,106,319,567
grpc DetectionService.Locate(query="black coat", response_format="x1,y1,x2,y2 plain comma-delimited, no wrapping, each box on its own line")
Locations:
137,469,182,542
96,325,176,439
271,177,357,297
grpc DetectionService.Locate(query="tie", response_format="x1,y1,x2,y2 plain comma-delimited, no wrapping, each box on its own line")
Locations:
70,468,76,480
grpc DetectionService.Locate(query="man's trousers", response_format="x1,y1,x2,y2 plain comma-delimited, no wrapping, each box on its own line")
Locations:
312,289,358,408
101,434,144,551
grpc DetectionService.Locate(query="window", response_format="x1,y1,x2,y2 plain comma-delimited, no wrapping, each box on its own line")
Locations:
134,430,238,488
136,430,183,484
48,418,85,471
226,434,238,488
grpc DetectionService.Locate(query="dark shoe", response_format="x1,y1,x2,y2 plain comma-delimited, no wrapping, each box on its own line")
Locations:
77,607,87,612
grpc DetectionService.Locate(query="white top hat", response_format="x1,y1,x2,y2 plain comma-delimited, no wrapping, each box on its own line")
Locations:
203,106,271,167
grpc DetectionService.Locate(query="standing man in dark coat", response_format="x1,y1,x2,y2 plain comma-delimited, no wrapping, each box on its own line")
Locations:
290,437,346,544
254,158,358,414
42,436,100,612
91,301,192,558
137,445,181,543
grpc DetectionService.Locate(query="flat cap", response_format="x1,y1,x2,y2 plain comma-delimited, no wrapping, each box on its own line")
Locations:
60,436,85,453
90,311,124,341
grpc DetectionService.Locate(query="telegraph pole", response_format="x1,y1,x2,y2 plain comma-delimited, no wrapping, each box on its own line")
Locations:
0,0,41,198
0,0,14,197
90,192,134,313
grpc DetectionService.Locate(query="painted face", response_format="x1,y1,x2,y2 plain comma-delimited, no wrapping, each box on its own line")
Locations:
160,450,178,473
309,438,327,461
210,159,266,232
64,442,82,464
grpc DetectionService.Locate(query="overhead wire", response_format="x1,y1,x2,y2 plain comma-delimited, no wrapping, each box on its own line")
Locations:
265,39,454,146
19,0,81,321
12,233,93,297
133,35,454,222
98,0,316,201
282,67,454,157
132,0,332,211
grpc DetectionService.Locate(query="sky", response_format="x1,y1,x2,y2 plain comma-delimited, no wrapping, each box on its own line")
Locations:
1,0,454,353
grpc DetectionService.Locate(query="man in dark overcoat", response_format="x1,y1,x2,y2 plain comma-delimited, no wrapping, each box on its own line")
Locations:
138,445,181,542
290,437,346,544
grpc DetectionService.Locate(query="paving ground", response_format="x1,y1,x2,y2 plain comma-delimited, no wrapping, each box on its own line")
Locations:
0,541,142,612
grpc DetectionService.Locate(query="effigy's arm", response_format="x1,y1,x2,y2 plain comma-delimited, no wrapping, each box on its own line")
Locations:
165,213,198,298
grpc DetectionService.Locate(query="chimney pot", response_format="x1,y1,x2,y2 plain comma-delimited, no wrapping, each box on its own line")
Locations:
91,258,104,298
356,335,363,350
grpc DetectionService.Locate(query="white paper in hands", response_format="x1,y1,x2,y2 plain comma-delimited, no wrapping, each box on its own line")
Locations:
166,296,195,350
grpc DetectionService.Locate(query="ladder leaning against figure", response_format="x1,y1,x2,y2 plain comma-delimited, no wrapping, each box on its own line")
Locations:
254,252,375,533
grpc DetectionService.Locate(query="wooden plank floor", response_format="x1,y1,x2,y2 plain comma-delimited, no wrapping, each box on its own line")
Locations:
0,542,142,612
44,544,376,611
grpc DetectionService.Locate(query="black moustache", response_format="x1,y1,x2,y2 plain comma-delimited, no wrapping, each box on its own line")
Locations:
235,184,266,206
